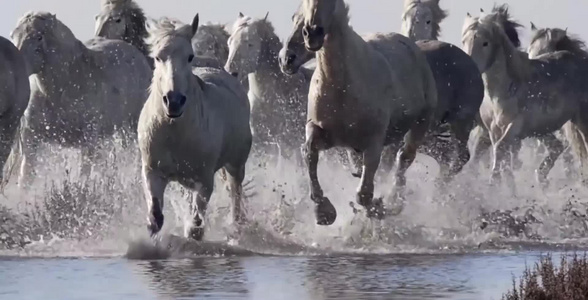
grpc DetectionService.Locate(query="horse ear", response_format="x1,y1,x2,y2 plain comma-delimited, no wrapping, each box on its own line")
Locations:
145,17,158,33
466,12,472,18
238,12,244,18
264,11,269,21
191,13,199,36
479,8,484,13
530,22,537,31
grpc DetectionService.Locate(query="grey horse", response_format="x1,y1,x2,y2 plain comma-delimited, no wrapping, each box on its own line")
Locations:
400,0,484,184
139,15,252,240
281,2,480,186
299,0,438,224
7,12,152,187
0,36,30,186
462,5,588,190
528,24,588,180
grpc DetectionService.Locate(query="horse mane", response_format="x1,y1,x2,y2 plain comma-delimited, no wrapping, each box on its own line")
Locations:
100,0,149,55
403,0,448,39
145,17,193,57
531,28,587,56
483,4,523,48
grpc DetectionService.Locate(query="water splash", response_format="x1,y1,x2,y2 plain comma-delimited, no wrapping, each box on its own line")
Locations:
2,137,588,258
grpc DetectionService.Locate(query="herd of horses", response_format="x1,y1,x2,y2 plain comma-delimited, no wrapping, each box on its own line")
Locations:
0,0,587,240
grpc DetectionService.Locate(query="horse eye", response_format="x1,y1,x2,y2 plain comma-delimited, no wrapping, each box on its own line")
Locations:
426,20,431,24
248,43,253,48
155,57,162,62
188,54,194,63
115,19,122,23
483,41,489,47
37,35,43,41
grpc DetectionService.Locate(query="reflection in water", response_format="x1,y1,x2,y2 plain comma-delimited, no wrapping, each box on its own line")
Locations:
303,255,476,300
135,258,249,299
130,254,519,300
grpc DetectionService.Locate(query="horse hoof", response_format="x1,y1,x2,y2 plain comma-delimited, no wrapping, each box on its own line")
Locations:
351,171,362,178
147,223,161,237
365,198,387,220
188,226,205,241
356,192,374,208
315,197,337,226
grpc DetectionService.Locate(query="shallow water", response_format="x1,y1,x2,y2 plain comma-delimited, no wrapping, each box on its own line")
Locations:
0,252,551,300
2,141,588,299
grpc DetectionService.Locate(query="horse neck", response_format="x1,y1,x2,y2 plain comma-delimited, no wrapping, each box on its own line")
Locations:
251,29,283,82
315,15,357,86
37,40,87,95
483,45,528,100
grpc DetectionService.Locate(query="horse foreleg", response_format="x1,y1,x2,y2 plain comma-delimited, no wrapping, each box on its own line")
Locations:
490,120,521,194
470,125,492,171
536,133,564,188
18,128,40,188
224,163,247,226
189,177,213,241
142,167,168,237
389,120,429,215
357,141,384,219
302,122,336,226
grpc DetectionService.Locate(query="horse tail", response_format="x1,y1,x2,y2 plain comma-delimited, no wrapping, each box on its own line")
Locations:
564,121,588,181
1,118,24,191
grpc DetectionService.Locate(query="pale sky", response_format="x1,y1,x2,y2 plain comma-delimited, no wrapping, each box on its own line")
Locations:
0,0,583,50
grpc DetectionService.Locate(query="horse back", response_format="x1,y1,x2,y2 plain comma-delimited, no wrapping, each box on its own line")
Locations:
416,40,484,123
365,32,437,117
0,36,30,117
83,37,152,124
194,67,252,162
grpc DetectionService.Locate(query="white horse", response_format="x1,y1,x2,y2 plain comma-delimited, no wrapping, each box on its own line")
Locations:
225,13,312,158
7,12,151,187
299,0,438,224
139,15,252,240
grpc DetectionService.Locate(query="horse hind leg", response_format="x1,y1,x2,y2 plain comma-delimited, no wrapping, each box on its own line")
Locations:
224,162,247,227
302,122,336,226
535,133,565,188
388,114,431,215
142,167,168,237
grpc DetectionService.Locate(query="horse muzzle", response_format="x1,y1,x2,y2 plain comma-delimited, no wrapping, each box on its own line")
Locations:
302,25,325,52
278,48,299,75
163,91,187,119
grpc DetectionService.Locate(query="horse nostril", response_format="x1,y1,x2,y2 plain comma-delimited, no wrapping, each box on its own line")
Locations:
302,26,310,37
286,54,296,65
230,72,239,77
163,95,168,105
180,95,187,105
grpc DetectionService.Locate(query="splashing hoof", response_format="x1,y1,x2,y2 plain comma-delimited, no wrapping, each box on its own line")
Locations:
188,226,205,241
365,198,387,220
315,197,337,226
147,223,161,237
148,211,164,237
